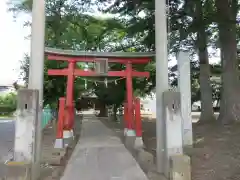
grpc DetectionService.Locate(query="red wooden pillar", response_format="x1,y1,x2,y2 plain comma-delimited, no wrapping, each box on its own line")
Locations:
65,60,75,130
126,62,134,130
134,98,142,137
56,97,65,139
123,103,128,130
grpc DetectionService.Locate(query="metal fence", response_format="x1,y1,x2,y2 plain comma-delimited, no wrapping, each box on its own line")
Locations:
0,107,56,129
41,108,57,129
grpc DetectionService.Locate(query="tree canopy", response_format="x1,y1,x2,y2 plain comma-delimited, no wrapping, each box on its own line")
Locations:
9,0,154,114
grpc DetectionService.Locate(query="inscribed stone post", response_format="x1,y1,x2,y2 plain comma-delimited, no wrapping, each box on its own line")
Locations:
162,91,183,178
177,51,193,147
14,89,39,163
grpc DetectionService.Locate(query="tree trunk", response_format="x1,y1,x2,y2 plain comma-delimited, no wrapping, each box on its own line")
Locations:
195,0,215,123
199,63,216,122
98,103,108,117
216,0,240,124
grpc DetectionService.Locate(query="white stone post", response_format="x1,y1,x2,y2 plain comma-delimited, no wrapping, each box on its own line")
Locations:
177,51,193,147
14,90,39,163
155,0,169,174
163,91,183,177
27,0,46,179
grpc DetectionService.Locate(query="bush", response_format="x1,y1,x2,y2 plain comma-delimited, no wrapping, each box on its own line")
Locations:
0,105,16,115
0,93,17,114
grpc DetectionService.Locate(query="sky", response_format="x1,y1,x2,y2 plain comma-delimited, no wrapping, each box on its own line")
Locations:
0,0,30,85
0,0,220,86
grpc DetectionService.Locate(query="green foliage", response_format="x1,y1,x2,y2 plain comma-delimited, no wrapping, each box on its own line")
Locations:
96,0,228,106
10,0,154,109
0,93,17,114
11,0,234,110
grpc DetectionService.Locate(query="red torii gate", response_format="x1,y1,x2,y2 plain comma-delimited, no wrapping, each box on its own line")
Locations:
45,48,153,146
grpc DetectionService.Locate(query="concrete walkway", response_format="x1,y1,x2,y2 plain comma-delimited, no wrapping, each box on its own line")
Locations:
61,115,148,180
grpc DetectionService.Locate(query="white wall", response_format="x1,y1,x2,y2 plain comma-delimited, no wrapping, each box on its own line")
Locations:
140,93,156,117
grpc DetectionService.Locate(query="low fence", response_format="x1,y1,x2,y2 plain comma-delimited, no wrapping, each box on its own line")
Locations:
42,108,52,129
42,108,57,129
0,108,55,129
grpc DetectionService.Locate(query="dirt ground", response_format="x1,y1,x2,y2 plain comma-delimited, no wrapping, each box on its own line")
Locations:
40,145,77,180
102,116,240,180
39,117,81,180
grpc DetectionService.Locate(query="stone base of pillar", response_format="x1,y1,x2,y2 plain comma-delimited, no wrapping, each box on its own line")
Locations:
63,130,74,147
124,129,136,150
134,136,145,150
54,139,64,149
170,155,191,180
125,129,136,136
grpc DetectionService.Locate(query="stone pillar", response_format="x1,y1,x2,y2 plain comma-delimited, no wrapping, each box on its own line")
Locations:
14,89,39,179
163,91,183,178
155,0,169,173
177,51,193,147
27,0,45,179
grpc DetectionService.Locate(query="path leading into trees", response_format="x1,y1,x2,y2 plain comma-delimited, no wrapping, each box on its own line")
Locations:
61,114,148,180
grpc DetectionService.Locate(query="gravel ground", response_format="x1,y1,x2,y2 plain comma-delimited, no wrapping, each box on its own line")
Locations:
101,116,240,180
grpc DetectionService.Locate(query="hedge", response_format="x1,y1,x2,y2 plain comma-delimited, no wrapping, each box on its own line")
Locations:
0,105,16,115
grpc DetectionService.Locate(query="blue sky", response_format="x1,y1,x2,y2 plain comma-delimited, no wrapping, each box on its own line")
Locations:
0,0,220,86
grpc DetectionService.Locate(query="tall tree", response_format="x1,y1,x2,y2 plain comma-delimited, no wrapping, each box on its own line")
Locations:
215,0,240,123
194,0,215,122
98,0,217,122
